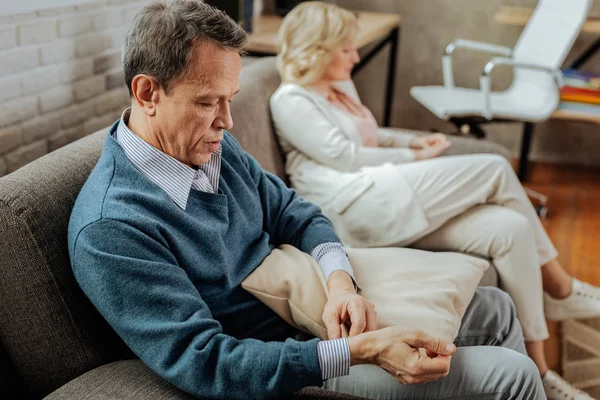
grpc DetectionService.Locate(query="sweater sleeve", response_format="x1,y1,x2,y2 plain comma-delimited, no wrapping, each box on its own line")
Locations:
70,218,323,400
271,92,415,171
239,146,342,254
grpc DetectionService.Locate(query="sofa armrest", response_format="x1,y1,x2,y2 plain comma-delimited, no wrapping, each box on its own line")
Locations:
44,359,368,400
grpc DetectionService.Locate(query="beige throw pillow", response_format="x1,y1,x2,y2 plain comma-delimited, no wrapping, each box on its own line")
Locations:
242,245,489,341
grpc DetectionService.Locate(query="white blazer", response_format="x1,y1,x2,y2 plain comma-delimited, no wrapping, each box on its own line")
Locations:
270,81,430,248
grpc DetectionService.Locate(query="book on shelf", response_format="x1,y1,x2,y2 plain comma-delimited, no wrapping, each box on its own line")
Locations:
559,69,600,108
562,68,600,90
560,87,600,105
557,101,600,115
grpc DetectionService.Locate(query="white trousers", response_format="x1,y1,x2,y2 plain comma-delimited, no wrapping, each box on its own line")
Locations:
396,154,557,342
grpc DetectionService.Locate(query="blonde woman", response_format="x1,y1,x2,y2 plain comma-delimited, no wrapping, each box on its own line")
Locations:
270,2,600,399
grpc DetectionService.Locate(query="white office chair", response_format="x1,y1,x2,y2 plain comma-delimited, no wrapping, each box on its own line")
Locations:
411,0,591,124
410,0,592,217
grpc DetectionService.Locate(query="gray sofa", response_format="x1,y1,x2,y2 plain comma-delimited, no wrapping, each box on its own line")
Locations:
0,57,508,399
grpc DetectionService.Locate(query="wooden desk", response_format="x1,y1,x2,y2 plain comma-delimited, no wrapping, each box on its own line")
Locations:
247,11,402,54
246,11,402,126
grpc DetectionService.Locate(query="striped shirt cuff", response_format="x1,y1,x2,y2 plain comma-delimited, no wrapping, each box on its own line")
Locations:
310,242,357,285
317,338,351,380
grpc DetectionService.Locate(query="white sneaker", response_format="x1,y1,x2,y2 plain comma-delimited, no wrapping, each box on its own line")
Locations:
544,278,600,321
543,370,595,400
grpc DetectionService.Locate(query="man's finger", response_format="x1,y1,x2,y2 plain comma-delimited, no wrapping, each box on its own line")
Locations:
322,311,342,339
347,303,368,336
405,330,456,356
365,304,378,333
415,354,452,376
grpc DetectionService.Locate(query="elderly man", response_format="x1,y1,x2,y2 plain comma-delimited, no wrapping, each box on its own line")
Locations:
68,1,543,399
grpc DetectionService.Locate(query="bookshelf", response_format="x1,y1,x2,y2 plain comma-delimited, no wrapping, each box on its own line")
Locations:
551,109,600,125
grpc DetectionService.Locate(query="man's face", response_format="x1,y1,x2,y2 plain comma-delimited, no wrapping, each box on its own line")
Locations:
152,42,242,166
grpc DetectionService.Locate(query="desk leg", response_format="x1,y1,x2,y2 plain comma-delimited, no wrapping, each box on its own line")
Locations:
384,27,400,127
570,37,600,69
518,122,534,181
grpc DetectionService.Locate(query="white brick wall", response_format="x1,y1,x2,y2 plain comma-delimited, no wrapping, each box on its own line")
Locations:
21,111,63,144
62,100,96,128
5,140,48,173
0,126,22,154
0,76,21,104
76,32,111,58
0,26,17,50
39,86,74,113
0,96,38,128
20,65,63,95
0,156,6,176
40,39,76,65
0,0,148,177
74,75,105,101
61,58,94,82
48,124,84,152
17,19,57,46
0,46,39,77
58,15,93,38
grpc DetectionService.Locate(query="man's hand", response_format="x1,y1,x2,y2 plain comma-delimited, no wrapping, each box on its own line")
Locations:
323,271,377,339
410,133,451,160
348,327,456,384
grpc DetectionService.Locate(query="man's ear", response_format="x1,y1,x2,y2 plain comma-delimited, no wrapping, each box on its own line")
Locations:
131,74,160,116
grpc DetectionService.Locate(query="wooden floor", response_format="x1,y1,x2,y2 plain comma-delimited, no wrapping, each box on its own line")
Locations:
521,161,600,372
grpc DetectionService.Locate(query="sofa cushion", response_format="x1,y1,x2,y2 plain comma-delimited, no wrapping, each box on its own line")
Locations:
243,245,489,342
0,129,133,398
230,57,287,181
45,360,367,400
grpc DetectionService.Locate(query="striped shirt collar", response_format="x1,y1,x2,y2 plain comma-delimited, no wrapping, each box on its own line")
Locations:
115,108,222,210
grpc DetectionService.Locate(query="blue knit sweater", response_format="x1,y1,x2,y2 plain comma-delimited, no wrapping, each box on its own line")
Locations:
68,124,342,399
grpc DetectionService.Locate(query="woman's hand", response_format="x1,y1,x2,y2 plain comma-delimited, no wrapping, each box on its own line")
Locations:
410,133,451,160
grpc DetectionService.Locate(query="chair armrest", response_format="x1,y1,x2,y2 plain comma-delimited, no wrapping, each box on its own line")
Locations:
479,57,563,119
443,39,513,88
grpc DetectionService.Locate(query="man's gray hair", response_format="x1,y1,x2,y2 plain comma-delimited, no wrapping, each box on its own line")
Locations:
123,0,247,95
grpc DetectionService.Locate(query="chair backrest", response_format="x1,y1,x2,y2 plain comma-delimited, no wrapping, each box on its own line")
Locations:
506,0,592,117
0,130,134,398
513,0,592,69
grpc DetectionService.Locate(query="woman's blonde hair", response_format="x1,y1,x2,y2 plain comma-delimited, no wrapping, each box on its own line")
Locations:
276,1,358,86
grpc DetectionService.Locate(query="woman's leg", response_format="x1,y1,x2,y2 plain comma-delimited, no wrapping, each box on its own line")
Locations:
410,204,577,383
399,154,600,319
399,154,555,261
398,154,585,304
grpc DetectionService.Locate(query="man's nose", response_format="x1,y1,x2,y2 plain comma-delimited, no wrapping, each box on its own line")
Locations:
215,102,234,131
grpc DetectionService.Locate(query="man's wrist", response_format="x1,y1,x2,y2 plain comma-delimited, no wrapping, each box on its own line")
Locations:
327,270,356,294
348,332,374,366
